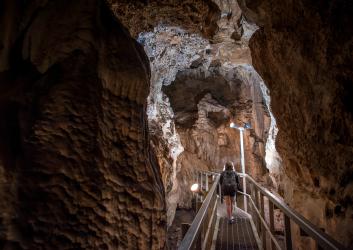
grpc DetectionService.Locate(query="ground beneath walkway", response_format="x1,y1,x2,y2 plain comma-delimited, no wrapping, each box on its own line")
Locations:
167,208,195,249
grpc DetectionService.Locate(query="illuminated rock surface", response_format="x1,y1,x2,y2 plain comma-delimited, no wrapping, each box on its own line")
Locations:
0,0,352,249
240,0,353,246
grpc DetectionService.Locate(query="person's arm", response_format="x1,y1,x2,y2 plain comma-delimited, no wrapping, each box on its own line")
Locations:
235,173,242,191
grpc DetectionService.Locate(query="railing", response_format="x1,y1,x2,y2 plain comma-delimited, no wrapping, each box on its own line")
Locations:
179,171,346,250
178,172,220,250
239,174,346,250
195,170,217,194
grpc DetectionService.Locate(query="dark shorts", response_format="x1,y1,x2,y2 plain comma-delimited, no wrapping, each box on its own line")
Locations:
222,185,236,197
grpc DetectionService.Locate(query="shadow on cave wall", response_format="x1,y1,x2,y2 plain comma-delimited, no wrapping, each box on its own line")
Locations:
0,0,166,249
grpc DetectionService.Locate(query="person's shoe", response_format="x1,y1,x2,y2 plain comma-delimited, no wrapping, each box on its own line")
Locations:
228,217,234,224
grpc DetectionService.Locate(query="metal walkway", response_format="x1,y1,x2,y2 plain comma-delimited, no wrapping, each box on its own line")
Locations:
215,205,259,250
178,171,345,250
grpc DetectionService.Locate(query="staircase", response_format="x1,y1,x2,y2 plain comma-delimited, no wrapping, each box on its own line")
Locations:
178,171,346,250
215,206,259,250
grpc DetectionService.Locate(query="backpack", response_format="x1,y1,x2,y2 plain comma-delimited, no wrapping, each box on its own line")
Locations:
222,171,237,190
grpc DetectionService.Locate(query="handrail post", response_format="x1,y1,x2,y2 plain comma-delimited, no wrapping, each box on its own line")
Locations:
200,173,203,192
261,193,267,250
218,182,221,199
250,182,256,221
284,214,293,250
248,182,252,216
269,201,275,250
206,174,209,191
255,189,261,233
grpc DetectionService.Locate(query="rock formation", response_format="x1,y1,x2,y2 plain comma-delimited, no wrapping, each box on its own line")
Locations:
0,1,165,249
2,0,351,248
109,0,220,38
138,25,208,225
134,0,273,225
239,0,353,246
165,60,272,208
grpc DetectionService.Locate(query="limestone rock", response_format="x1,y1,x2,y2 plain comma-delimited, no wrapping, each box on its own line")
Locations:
108,0,221,38
138,25,209,225
240,0,353,246
135,2,274,227
0,1,166,249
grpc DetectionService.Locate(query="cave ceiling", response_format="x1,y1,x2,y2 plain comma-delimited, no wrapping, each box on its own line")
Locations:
163,68,242,127
108,0,221,38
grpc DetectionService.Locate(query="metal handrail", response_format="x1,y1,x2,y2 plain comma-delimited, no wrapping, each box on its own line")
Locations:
244,174,346,250
180,171,345,250
199,170,220,176
178,175,220,250
238,190,282,250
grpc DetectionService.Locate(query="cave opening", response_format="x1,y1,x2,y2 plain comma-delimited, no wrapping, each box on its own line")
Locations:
133,7,282,249
1,0,353,249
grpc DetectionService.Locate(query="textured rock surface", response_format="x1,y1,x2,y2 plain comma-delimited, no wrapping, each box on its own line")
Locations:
240,0,353,246
4,0,348,248
138,26,208,225
165,64,271,174
137,17,272,222
0,1,166,249
108,0,220,38
167,63,272,207
107,0,275,230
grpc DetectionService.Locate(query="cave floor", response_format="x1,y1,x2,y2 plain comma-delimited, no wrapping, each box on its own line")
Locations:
214,203,259,250
167,209,196,249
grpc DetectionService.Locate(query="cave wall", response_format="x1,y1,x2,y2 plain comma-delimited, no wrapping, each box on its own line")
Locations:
138,25,209,225
129,0,273,225
165,62,272,207
165,64,271,176
3,0,351,248
0,1,165,249
239,0,353,246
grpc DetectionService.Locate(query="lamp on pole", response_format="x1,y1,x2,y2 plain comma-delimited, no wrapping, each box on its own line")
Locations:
230,122,251,212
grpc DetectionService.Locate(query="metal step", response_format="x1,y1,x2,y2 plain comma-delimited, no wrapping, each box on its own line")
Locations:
215,206,259,250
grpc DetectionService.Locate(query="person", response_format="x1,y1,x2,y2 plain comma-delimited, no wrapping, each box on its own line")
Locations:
220,161,241,223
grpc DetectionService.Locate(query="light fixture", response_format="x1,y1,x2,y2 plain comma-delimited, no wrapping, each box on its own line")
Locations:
190,183,199,193
229,122,237,129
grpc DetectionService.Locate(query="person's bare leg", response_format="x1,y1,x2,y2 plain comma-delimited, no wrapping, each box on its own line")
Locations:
225,196,231,219
230,196,234,219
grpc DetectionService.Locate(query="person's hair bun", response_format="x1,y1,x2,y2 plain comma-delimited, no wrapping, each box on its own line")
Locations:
225,161,234,171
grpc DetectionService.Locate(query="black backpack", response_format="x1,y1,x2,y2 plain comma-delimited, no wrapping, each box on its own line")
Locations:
222,171,237,189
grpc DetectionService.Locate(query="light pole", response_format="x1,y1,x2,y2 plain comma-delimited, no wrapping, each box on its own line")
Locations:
230,122,251,212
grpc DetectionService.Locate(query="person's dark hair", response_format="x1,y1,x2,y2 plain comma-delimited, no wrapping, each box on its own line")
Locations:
225,161,234,171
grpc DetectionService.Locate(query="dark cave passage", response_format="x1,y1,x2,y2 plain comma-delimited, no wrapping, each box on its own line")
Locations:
0,0,352,249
